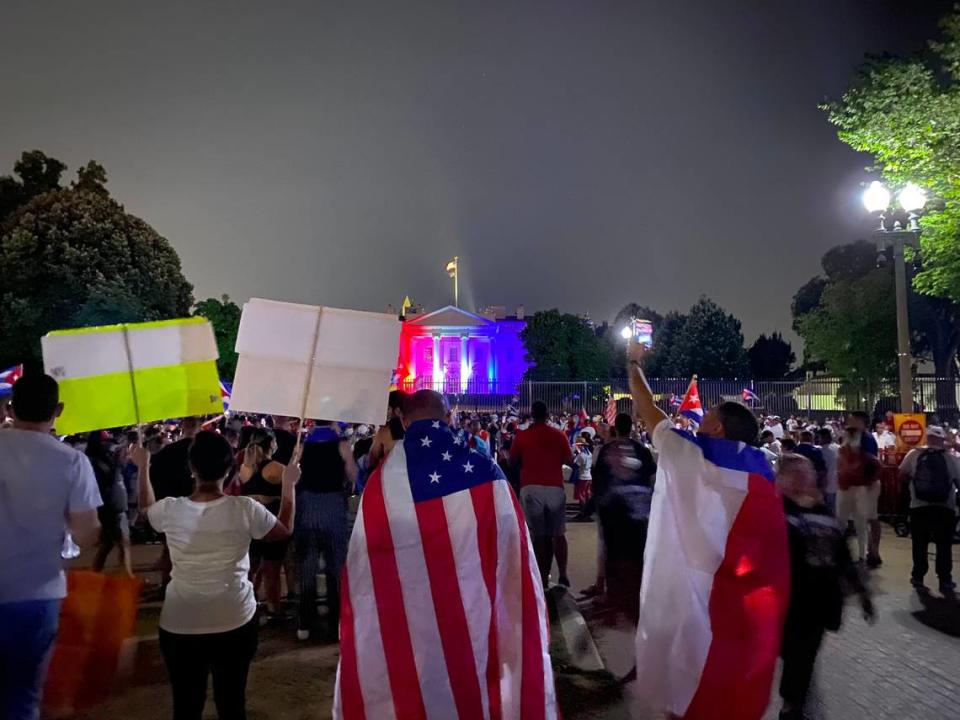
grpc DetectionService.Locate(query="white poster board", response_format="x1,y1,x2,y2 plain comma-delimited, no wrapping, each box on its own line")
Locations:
229,298,401,426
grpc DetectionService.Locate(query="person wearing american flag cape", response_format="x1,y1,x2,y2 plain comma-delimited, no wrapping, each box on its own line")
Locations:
334,390,557,720
626,341,790,720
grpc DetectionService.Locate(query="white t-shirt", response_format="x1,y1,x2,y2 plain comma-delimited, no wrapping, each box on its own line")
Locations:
769,423,785,440
875,431,897,449
0,429,101,603
820,443,840,494
148,495,277,634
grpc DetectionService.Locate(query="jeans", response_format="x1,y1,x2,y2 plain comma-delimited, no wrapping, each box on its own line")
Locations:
158,618,258,720
910,505,956,585
0,599,61,720
295,491,349,631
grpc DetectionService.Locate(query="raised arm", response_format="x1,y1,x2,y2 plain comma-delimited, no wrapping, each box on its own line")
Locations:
340,440,359,488
263,448,299,541
627,339,669,431
131,445,156,513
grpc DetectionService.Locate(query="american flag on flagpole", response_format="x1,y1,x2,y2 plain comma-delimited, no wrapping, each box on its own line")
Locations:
604,397,617,425
334,419,557,719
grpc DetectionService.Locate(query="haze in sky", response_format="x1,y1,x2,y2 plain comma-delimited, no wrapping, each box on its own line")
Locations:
2,1,954,343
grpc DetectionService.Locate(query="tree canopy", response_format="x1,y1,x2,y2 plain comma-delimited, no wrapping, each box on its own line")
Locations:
823,6,960,301
0,150,193,366
194,295,241,379
664,297,750,378
520,309,612,381
748,332,795,378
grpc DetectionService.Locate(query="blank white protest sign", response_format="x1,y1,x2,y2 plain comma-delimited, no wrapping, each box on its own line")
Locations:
229,298,401,426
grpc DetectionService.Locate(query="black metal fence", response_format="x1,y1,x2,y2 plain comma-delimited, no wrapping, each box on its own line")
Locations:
398,376,960,422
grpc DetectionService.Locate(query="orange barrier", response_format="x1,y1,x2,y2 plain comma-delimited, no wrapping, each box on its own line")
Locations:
42,571,143,717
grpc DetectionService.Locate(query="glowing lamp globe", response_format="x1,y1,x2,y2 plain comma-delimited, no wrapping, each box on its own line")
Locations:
898,183,927,213
620,326,633,340
862,181,890,213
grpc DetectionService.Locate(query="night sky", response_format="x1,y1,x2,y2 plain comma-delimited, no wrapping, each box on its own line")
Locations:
2,1,955,344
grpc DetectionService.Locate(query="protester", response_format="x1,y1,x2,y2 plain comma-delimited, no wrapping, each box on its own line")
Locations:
238,428,288,619
0,374,102,720
368,390,406,467
510,399,575,588
874,421,897,451
571,430,595,517
294,422,357,641
591,412,656,629
627,341,789,720
815,427,840,514
759,429,781,466
794,430,827,495
898,425,960,594
777,453,874,720
86,431,133,577
135,431,297,720
837,416,882,566
333,390,557,719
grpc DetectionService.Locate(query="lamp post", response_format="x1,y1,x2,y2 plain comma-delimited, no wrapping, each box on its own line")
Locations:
862,180,926,414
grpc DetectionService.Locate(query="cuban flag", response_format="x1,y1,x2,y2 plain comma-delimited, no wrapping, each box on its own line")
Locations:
742,387,761,404
0,364,23,397
334,419,556,719
219,379,232,410
678,375,703,424
635,420,789,719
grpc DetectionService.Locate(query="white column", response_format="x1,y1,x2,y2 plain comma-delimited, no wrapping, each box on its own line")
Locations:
432,335,441,391
460,334,469,393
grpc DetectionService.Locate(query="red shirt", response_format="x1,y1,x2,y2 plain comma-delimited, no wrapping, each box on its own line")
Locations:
510,423,574,489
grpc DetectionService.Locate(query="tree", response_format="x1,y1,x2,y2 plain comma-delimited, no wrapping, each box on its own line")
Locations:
665,297,750,378
748,332,795,378
797,270,897,408
644,311,687,377
795,239,960,416
194,295,242,379
823,7,960,302
0,151,194,366
520,309,613,381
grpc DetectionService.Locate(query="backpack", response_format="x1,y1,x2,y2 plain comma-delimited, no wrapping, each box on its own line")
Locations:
913,449,952,504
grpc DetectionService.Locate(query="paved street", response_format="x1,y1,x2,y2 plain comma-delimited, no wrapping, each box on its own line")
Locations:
560,518,960,720
66,511,960,720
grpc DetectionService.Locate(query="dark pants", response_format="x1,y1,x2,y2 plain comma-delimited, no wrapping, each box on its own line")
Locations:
0,599,60,720
295,491,349,631
910,505,956,585
598,496,648,624
779,620,825,711
158,618,258,720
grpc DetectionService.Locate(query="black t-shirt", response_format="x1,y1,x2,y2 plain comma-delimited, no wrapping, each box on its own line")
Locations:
150,438,194,500
273,428,297,465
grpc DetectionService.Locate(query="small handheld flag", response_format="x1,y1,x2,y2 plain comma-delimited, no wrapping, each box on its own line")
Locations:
0,365,23,397
604,397,617,425
678,376,703,424
742,387,761,404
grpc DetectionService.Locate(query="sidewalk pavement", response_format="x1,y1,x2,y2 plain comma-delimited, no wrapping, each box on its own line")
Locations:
559,517,960,720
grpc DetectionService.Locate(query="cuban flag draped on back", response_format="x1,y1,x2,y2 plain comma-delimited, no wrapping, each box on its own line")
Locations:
678,375,703,424
334,418,557,720
635,419,789,720
0,365,23,397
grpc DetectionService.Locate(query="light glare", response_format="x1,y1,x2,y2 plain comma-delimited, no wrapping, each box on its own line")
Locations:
862,181,890,213
898,183,927,213
620,326,633,340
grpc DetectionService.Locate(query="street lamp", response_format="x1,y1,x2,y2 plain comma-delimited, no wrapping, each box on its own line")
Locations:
861,180,926,414
620,325,634,340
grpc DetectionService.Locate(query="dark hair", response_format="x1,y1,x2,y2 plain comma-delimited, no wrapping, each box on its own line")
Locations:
531,401,548,422
759,429,774,441
715,402,760,445
12,374,59,423
815,428,833,444
189,431,235,484
238,425,255,451
780,437,797,452
614,412,633,438
849,411,870,425
389,390,407,411
799,430,814,443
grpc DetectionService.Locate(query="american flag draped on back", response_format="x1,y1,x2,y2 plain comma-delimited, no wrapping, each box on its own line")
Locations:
334,419,557,720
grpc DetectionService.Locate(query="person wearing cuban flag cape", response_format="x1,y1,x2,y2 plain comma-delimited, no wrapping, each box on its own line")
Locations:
626,340,790,720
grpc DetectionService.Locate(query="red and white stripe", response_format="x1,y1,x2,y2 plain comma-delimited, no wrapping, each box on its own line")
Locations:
334,443,557,720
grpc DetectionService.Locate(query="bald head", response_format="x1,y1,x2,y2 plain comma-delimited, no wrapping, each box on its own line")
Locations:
403,390,449,425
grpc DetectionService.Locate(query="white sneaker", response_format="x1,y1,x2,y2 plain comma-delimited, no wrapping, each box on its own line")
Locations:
296,629,310,641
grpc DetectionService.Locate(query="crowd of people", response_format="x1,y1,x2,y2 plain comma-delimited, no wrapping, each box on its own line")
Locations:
2,359,960,720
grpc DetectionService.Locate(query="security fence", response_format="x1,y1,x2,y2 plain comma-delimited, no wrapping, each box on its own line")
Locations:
398,376,960,422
